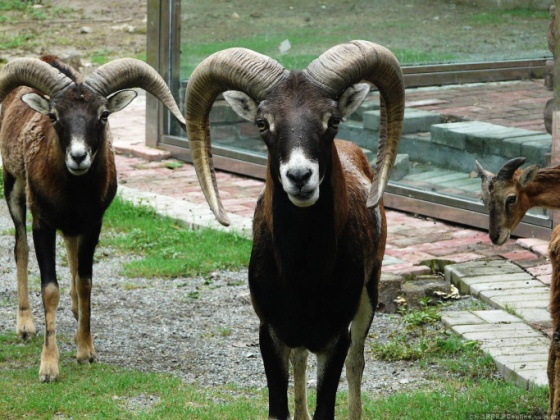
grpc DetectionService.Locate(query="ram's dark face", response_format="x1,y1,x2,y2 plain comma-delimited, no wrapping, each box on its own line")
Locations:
22,86,137,176
49,85,109,175
256,79,340,207
224,74,369,207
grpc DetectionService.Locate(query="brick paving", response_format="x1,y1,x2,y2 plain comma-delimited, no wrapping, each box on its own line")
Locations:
110,79,554,390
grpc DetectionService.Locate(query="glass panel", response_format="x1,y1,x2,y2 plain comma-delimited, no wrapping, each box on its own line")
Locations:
172,0,554,232
180,1,551,75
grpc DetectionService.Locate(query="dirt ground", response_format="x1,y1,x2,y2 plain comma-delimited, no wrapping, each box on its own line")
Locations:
0,0,147,64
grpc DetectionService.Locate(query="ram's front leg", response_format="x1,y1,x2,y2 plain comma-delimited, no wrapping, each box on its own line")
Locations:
73,225,102,364
315,332,350,420
260,324,291,419
33,225,60,382
64,235,79,320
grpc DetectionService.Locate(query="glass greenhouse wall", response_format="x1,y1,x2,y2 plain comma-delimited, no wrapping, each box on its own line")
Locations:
146,0,555,239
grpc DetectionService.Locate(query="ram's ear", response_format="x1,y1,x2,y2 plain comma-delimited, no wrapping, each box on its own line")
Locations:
338,83,370,117
21,93,50,115
108,89,138,113
519,164,540,189
223,90,258,122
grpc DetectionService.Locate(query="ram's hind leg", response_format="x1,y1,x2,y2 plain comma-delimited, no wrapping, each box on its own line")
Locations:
72,224,102,364
3,170,35,339
346,285,375,420
291,347,311,420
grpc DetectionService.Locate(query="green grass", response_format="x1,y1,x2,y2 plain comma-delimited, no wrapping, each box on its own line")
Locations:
102,196,252,278
469,8,549,25
180,30,460,75
0,330,547,418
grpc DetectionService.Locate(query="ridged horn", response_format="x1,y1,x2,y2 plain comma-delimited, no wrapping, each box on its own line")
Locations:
0,58,73,103
303,40,405,208
185,48,288,226
496,157,526,181
84,58,186,130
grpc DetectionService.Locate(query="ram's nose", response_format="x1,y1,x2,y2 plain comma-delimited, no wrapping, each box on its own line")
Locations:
286,168,312,189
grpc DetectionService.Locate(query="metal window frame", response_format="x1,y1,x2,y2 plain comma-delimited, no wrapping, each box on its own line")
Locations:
146,0,554,240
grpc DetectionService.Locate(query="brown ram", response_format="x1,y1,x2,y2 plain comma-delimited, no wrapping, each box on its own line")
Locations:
185,41,404,419
0,56,185,382
476,157,560,417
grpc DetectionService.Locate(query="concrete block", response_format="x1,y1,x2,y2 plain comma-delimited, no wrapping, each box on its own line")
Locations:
479,288,549,300
462,327,543,342
491,297,549,310
469,280,544,297
441,311,487,327
502,134,552,158
472,310,523,324
430,121,496,149
452,322,524,335
445,260,520,283
364,108,441,134
485,344,550,357
479,336,550,351
455,273,532,295
467,127,536,155
497,361,548,389
514,308,552,327
521,138,552,164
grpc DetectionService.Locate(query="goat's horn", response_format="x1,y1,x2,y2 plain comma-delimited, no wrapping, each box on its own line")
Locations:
496,157,526,180
303,40,405,208
84,58,186,130
185,48,288,226
0,58,73,103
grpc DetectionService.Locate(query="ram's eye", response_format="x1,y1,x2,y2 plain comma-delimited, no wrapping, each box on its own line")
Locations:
329,116,341,129
256,119,268,133
48,113,57,123
506,195,517,205
100,111,110,122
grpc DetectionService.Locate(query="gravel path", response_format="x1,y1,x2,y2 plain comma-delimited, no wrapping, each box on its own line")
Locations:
0,198,457,397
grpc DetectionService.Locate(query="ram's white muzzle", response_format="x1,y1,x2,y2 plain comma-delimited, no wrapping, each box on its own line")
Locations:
280,147,320,207
65,136,94,176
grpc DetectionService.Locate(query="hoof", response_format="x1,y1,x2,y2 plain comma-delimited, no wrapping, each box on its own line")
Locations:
77,349,97,364
17,325,36,340
39,364,59,383
17,311,36,339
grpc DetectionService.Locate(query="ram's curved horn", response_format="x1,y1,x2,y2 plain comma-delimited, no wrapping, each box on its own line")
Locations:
303,40,405,208
185,48,288,226
84,58,186,130
0,58,73,103
496,157,526,181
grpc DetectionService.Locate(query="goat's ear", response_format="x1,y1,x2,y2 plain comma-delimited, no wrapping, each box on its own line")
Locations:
519,164,540,188
21,93,50,115
338,83,370,117
107,90,138,113
223,90,258,122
